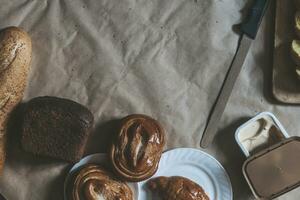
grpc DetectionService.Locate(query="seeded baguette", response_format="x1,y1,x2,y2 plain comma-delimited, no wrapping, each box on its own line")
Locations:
0,27,32,173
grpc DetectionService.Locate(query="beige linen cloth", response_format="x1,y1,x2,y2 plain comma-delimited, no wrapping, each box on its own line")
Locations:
0,0,300,199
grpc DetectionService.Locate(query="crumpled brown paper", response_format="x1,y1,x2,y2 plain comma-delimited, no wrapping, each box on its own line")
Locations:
0,0,300,199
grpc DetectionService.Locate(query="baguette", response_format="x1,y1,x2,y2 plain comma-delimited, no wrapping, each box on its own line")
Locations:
0,27,32,173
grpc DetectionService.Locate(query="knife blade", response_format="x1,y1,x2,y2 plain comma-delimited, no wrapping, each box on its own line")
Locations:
200,0,270,148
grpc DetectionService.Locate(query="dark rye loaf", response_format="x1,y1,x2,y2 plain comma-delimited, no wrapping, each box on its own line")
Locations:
21,96,94,162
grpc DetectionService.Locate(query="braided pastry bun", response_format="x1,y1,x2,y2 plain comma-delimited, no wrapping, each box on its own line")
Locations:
110,114,166,182
67,164,133,200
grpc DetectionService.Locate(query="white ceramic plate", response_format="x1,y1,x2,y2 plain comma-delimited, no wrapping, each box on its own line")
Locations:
138,148,233,200
63,153,139,200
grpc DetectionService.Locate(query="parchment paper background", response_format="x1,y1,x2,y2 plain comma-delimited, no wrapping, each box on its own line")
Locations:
0,0,299,199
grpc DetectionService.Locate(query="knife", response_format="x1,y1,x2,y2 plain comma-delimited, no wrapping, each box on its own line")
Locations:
200,0,270,148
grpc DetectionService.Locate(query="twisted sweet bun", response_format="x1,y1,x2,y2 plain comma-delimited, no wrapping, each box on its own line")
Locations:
110,114,165,182
68,164,133,200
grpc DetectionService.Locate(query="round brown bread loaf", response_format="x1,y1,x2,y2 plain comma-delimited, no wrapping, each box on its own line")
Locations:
110,114,165,182
21,96,94,163
0,27,32,173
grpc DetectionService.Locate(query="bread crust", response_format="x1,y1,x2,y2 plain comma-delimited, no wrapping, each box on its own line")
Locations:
0,27,32,173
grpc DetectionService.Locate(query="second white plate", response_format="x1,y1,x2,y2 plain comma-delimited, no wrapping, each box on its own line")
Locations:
138,148,233,200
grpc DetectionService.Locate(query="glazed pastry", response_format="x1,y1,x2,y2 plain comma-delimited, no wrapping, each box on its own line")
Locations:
110,114,165,182
148,176,209,200
0,27,32,173
68,164,133,200
21,96,94,162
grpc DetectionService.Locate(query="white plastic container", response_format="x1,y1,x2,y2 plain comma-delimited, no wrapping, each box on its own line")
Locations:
234,112,300,199
235,112,289,157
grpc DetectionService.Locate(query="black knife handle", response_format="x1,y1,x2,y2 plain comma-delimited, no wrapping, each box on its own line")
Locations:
241,0,269,39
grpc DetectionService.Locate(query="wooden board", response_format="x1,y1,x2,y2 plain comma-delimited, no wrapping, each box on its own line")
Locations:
273,0,300,104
